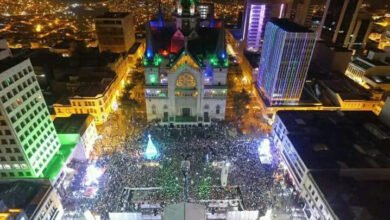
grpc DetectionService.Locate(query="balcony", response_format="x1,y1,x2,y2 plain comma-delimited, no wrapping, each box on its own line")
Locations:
175,116,197,122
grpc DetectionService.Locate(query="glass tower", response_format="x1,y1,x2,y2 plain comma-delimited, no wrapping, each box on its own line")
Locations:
257,19,316,106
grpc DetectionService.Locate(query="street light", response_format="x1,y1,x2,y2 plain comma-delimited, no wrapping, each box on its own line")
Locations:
242,76,248,85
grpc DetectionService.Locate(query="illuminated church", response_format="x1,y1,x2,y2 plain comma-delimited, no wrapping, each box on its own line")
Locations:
144,0,228,125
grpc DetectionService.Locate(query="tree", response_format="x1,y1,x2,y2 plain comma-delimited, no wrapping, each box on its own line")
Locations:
233,89,250,119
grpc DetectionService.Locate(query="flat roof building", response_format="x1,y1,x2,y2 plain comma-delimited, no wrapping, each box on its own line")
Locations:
52,72,119,125
95,12,135,53
0,180,63,220
241,0,291,52
273,110,390,220
345,56,390,91
53,114,97,160
309,172,390,220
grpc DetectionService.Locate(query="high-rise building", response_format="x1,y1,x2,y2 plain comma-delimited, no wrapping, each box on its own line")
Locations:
0,53,61,178
241,0,291,52
95,12,135,53
347,11,373,49
197,2,214,19
293,0,327,33
257,19,316,105
0,39,12,60
320,0,363,48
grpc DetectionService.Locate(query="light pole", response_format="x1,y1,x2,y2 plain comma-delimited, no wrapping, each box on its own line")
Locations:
181,159,191,202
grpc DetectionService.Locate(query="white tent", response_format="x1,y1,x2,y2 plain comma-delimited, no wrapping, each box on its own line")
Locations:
109,212,142,220
163,203,206,220
226,211,259,220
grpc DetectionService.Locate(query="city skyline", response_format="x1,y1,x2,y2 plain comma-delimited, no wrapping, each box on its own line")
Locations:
0,0,389,220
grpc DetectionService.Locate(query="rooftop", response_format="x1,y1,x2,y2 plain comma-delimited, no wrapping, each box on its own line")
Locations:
0,181,51,218
270,18,313,33
351,57,388,70
319,77,372,100
54,114,93,135
366,74,390,84
0,55,29,73
257,83,323,107
71,77,114,97
278,111,390,170
52,41,71,50
128,42,142,55
96,12,130,19
146,20,226,67
311,172,390,220
29,47,121,68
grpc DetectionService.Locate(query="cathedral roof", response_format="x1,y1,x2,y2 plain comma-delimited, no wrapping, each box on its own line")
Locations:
148,25,221,64
145,11,227,68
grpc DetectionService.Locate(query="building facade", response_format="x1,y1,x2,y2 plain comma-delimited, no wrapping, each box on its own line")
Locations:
0,56,61,178
257,19,316,106
0,39,12,60
144,0,228,125
241,0,290,52
320,0,363,48
197,3,214,20
348,12,373,49
53,54,128,125
0,180,64,220
54,114,98,161
345,56,390,90
293,0,328,35
273,111,390,220
95,12,135,53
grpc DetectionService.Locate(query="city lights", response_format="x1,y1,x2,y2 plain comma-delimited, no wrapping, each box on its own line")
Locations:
85,165,104,186
0,0,387,219
35,24,43,32
145,134,158,160
258,139,272,165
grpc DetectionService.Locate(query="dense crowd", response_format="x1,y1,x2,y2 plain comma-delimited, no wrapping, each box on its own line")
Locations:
62,122,285,219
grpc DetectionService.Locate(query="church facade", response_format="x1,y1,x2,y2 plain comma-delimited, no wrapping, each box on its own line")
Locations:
144,0,228,125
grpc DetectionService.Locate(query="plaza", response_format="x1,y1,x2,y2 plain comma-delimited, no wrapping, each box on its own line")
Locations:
59,109,301,219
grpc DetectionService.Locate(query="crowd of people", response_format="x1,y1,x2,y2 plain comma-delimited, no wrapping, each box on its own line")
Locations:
62,121,289,219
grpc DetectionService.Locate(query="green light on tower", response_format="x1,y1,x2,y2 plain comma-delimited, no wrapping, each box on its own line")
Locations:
153,55,163,66
210,55,218,66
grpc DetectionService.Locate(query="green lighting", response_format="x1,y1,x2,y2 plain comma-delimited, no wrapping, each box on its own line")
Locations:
153,55,163,66
159,160,182,199
42,143,77,180
149,74,157,84
210,55,218,66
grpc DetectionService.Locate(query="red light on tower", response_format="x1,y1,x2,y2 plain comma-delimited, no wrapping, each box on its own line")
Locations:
162,50,169,56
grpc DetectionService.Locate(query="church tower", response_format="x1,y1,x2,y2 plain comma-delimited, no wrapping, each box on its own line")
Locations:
175,0,199,34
